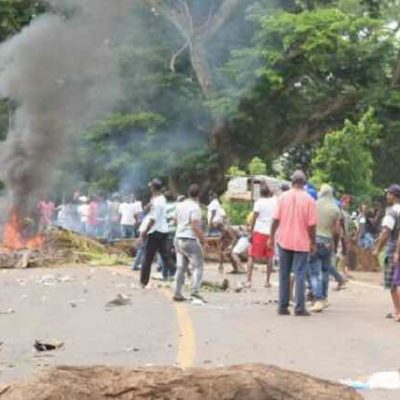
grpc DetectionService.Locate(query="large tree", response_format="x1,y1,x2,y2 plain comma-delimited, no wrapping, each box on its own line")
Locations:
143,0,255,182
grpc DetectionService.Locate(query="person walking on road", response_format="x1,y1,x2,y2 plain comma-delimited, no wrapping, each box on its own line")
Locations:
173,184,205,302
270,170,317,317
246,183,277,288
309,184,341,313
139,179,174,288
373,184,400,320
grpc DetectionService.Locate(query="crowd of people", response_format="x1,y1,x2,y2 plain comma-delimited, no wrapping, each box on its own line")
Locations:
38,193,144,240
36,172,400,317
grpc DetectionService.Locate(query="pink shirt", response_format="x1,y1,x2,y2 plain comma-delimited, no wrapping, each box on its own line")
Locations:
273,188,317,252
38,201,55,225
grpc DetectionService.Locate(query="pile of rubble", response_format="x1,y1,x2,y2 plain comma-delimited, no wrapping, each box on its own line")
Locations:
0,364,361,400
0,227,133,269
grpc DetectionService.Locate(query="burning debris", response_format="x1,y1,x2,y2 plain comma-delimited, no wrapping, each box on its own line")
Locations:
0,226,132,269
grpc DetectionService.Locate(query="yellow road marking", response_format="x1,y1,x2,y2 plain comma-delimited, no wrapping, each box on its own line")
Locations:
106,268,196,368
160,288,196,369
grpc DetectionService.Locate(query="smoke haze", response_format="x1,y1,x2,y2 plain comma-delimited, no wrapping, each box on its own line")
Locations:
0,0,134,217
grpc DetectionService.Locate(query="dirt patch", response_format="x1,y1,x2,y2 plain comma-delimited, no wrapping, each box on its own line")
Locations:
0,364,361,400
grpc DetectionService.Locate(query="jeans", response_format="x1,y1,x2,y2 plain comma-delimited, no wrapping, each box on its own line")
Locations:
141,231,174,286
359,233,375,249
175,238,204,296
278,246,308,313
132,240,146,270
329,263,344,284
121,225,135,239
107,222,120,241
309,237,332,301
159,237,176,280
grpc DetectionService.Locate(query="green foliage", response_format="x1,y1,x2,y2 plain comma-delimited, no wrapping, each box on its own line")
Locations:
226,165,247,177
0,0,46,41
311,108,382,196
220,3,396,164
222,197,252,225
248,157,267,175
2,0,400,197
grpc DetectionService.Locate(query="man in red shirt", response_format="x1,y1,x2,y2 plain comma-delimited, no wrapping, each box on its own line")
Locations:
270,170,317,316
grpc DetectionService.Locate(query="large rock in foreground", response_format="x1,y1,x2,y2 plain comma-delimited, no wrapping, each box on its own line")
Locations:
0,364,361,400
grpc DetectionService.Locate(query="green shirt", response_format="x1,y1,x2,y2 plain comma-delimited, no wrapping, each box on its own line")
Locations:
316,198,340,238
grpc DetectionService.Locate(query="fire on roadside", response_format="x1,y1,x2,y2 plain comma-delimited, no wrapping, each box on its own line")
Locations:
1,210,43,252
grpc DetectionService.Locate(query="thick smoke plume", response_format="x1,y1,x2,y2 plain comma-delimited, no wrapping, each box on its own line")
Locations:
0,0,134,218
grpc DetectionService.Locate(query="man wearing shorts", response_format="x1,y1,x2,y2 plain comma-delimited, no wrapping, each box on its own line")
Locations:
374,184,400,320
246,184,277,288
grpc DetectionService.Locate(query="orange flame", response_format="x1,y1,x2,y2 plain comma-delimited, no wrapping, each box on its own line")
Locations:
2,211,43,251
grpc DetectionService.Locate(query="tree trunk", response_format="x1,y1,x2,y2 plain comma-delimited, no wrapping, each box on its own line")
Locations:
144,0,244,187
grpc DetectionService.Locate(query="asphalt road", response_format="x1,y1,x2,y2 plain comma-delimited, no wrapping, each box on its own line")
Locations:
0,264,399,400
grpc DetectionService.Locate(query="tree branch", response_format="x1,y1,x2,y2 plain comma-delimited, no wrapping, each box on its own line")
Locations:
199,0,243,42
145,0,191,40
391,50,400,89
278,89,360,148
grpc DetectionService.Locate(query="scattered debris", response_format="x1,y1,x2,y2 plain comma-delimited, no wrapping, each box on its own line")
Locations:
342,370,400,390
202,279,230,292
105,294,131,308
0,308,15,315
252,299,279,306
68,299,85,308
191,298,206,306
125,346,140,352
0,226,133,269
34,340,64,352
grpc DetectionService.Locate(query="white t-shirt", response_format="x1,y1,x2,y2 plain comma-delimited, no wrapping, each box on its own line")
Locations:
118,202,137,226
253,197,277,235
78,204,90,224
382,204,400,231
176,199,202,239
207,199,225,224
148,195,169,234
133,201,143,215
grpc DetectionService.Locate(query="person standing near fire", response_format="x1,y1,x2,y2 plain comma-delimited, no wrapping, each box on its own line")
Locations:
139,179,175,288
246,183,277,288
38,197,56,230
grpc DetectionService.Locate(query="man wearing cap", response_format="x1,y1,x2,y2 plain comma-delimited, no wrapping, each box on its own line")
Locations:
270,170,317,316
139,179,175,288
373,184,400,320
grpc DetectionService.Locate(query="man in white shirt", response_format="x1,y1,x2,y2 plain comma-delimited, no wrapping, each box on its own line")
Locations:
77,196,90,234
139,179,174,288
119,195,138,238
207,193,225,235
174,184,205,302
246,184,277,288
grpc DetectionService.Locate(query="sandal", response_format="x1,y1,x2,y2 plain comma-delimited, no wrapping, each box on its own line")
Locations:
385,313,394,319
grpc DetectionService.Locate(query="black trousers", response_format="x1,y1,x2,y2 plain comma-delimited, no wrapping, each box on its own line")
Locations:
141,231,173,286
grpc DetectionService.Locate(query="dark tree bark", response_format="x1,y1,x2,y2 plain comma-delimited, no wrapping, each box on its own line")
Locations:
144,0,246,185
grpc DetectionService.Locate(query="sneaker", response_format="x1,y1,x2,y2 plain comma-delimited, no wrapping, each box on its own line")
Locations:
294,310,311,317
311,301,324,313
321,299,330,309
278,309,290,316
173,294,187,302
191,292,207,303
